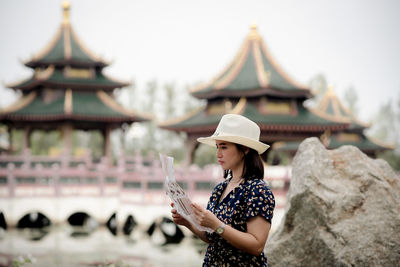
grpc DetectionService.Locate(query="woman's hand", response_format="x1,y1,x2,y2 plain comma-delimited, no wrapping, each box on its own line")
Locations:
170,202,190,228
191,203,221,230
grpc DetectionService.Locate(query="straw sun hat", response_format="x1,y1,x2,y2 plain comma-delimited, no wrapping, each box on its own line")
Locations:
197,114,270,154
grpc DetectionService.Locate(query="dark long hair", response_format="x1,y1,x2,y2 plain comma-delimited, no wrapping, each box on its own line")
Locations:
223,144,264,180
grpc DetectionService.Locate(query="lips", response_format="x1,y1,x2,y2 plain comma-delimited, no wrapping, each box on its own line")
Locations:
218,160,224,165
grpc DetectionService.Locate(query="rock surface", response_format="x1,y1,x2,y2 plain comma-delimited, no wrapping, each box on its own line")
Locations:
266,137,400,267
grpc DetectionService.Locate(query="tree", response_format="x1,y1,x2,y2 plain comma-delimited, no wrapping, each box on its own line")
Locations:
30,130,60,155
368,95,400,170
114,79,207,164
305,74,328,108
141,80,158,155
342,85,359,116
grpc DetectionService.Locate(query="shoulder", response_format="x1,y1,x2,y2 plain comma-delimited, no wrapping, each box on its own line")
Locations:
245,178,274,196
246,178,269,189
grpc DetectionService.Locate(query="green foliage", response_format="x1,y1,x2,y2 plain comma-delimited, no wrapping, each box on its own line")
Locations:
193,144,217,167
377,150,400,170
10,129,23,154
12,254,35,267
306,74,328,108
97,260,130,267
87,131,104,160
369,101,398,142
7,127,104,159
118,78,204,164
30,130,61,155
368,95,400,170
267,150,291,166
342,85,359,116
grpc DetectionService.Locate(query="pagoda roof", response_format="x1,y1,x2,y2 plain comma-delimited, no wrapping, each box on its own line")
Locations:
24,1,108,69
191,24,311,100
328,133,394,151
159,97,348,135
309,86,369,130
274,133,394,153
8,65,128,91
0,89,151,124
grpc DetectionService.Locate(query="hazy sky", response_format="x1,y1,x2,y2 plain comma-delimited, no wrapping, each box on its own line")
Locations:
1,0,399,122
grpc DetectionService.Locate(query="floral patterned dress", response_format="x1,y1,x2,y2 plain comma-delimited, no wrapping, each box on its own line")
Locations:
202,177,275,267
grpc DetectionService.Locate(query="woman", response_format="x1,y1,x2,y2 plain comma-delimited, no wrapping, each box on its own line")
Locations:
171,114,275,266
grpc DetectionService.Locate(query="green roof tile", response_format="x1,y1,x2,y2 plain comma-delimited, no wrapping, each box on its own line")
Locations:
226,49,260,90
72,92,129,118
242,103,344,126
0,91,148,123
260,49,298,91
41,30,66,63
10,68,127,90
11,94,65,116
25,24,107,68
163,100,345,131
192,25,309,99
328,134,383,150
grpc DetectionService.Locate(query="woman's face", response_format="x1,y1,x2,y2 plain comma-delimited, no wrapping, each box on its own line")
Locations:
215,140,244,172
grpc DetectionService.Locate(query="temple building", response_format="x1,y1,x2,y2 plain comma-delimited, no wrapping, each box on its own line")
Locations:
274,86,394,158
0,1,150,163
160,25,351,163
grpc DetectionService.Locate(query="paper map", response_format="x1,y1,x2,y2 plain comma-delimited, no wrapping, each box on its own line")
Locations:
159,153,213,233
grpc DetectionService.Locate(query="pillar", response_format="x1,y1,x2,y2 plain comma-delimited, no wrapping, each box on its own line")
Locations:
103,126,112,166
61,123,73,168
184,136,199,170
22,125,32,154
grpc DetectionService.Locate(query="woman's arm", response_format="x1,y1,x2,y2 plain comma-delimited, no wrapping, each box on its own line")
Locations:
191,203,270,256
170,203,209,243
219,216,270,255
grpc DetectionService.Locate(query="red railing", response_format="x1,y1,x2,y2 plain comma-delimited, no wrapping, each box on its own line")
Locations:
0,150,291,208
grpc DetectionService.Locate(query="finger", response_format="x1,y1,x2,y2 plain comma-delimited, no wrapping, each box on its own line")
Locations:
191,203,199,211
191,205,200,216
192,202,203,211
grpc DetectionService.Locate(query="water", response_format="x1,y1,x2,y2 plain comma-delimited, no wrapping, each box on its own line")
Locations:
0,208,285,267
0,225,206,267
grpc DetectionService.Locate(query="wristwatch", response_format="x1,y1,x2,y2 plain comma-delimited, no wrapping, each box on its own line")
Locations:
215,223,226,235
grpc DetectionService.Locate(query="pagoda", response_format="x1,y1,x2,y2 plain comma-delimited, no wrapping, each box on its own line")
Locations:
274,86,394,157
160,24,349,163
0,1,150,162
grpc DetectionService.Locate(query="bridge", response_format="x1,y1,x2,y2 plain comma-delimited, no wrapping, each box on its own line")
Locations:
0,150,291,232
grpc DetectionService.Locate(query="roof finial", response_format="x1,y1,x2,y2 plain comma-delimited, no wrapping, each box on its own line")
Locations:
248,22,261,41
327,84,336,96
62,0,70,25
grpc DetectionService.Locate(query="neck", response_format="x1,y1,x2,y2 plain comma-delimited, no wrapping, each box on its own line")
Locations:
230,162,244,183
230,171,243,183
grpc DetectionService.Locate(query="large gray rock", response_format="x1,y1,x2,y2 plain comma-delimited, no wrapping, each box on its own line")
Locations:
266,137,400,267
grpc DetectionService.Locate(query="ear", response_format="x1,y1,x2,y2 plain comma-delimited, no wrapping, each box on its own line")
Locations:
244,147,250,155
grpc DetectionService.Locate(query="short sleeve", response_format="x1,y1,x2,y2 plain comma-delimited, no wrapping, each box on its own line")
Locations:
245,181,275,223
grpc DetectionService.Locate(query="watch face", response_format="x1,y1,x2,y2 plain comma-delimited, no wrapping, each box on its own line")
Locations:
216,227,224,234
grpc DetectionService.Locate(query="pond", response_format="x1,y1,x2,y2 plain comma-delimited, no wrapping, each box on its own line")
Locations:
0,225,206,267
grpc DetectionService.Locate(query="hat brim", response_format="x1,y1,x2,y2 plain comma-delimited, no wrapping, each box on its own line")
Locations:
197,134,270,154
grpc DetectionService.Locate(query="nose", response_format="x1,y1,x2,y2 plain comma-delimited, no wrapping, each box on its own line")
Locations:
216,148,222,158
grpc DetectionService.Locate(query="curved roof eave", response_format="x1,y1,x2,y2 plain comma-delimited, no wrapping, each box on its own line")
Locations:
190,24,310,100
192,86,311,100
